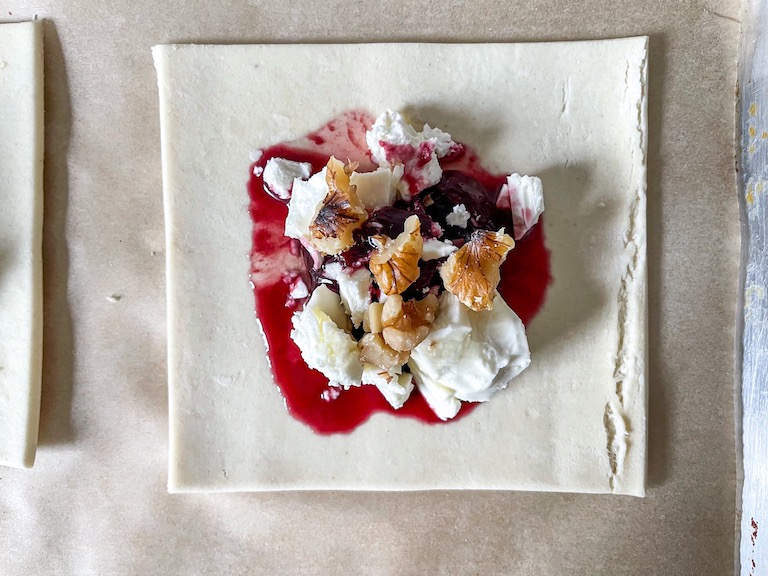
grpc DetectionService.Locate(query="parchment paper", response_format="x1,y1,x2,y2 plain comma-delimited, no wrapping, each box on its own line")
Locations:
0,1,740,574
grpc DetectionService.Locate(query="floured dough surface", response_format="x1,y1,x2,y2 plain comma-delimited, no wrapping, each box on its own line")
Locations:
0,21,44,469
154,40,648,495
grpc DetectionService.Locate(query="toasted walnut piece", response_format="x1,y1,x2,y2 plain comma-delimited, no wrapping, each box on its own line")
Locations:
380,293,439,352
362,301,384,334
358,332,409,370
439,229,515,311
380,293,404,325
308,157,368,255
369,214,423,295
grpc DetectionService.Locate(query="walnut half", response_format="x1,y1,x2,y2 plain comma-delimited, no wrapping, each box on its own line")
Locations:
359,332,409,370
308,156,368,255
368,214,423,296
380,293,439,352
439,228,515,311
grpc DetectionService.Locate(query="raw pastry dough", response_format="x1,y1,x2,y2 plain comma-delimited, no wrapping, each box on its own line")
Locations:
0,21,44,469
154,39,648,495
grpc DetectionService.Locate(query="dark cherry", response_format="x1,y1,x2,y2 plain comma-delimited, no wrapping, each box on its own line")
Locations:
363,206,436,239
420,170,503,235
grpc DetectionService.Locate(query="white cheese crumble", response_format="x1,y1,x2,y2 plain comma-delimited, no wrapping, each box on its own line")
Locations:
324,262,372,329
445,204,471,228
290,285,362,389
421,238,458,261
365,110,458,200
408,292,531,420
349,167,397,210
366,109,420,165
410,372,462,421
361,364,414,409
320,387,341,402
284,168,328,240
496,173,545,240
263,157,313,200
421,124,457,157
288,277,309,300
249,149,264,162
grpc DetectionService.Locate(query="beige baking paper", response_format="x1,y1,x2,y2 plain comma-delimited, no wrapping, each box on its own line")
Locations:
0,21,43,469
155,40,648,495
0,0,740,574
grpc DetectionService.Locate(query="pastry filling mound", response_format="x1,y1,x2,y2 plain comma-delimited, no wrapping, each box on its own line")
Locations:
248,110,550,431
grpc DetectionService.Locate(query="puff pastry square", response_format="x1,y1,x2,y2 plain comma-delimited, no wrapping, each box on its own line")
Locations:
154,39,648,495
0,21,43,470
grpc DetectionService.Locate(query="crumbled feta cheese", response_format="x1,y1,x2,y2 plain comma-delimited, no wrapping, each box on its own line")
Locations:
263,157,313,200
290,285,362,389
421,124,458,157
361,364,414,409
253,166,264,177
284,168,328,240
366,110,420,165
410,371,461,420
496,173,545,240
349,167,397,210
304,283,349,332
320,387,341,402
365,110,458,200
421,238,458,261
288,277,309,300
249,149,264,162
324,262,372,328
445,204,471,228
408,292,530,419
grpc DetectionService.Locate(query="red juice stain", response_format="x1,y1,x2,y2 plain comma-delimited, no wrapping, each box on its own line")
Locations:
247,111,551,434
752,518,759,545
